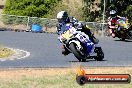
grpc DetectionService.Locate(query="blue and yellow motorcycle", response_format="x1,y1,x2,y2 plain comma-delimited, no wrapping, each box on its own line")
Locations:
58,23,104,62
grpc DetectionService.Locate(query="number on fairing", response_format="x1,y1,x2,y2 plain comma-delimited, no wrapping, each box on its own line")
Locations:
87,42,94,46
76,34,86,41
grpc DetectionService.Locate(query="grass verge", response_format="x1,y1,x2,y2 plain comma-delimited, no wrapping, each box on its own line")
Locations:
0,67,131,88
0,46,15,58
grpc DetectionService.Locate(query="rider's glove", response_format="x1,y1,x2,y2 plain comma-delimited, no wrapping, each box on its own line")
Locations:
74,22,83,30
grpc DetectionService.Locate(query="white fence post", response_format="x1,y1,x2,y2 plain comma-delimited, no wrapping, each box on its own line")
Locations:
27,16,30,30
101,0,106,37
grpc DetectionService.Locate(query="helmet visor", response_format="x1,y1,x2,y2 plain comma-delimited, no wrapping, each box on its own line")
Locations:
111,14,116,17
58,18,63,23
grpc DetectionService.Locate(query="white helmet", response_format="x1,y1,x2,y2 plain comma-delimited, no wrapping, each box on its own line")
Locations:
110,10,116,15
57,11,68,23
110,10,117,17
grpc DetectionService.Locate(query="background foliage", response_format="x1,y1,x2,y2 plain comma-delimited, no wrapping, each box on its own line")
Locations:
3,0,132,22
83,0,132,22
3,0,61,18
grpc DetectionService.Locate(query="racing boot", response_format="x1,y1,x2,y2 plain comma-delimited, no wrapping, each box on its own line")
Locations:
61,45,70,56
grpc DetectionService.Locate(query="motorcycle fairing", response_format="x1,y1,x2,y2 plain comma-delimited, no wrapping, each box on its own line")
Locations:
84,40,94,55
75,33,94,55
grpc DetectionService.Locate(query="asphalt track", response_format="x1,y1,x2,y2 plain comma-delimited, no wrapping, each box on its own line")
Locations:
0,31,132,68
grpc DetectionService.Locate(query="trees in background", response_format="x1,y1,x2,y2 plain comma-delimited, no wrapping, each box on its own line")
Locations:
3,0,61,18
108,0,132,22
83,0,132,22
3,0,132,22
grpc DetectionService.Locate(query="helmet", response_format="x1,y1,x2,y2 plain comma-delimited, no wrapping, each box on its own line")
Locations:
109,10,116,17
57,11,68,23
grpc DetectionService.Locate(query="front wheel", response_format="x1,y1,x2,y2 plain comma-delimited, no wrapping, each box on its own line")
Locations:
69,43,86,62
127,30,132,39
120,38,125,41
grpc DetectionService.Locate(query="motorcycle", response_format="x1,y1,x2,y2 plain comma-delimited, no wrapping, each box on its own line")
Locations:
114,18,132,41
58,23,104,62
107,18,132,40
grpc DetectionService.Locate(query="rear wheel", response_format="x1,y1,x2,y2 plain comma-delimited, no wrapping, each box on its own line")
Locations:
69,43,86,62
94,47,104,61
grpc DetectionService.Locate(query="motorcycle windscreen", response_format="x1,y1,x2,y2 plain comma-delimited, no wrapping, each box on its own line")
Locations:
60,24,71,34
84,40,94,55
61,23,74,39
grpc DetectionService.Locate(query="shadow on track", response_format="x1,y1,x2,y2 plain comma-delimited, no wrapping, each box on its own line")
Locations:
114,39,132,42
124,40,132,42
69,59,107,62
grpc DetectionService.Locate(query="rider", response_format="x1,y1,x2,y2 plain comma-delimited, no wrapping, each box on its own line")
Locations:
56,11,97,55
107,10,127,37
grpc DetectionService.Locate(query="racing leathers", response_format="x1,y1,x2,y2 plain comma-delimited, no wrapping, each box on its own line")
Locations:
57,17,97,55
107,16,127,37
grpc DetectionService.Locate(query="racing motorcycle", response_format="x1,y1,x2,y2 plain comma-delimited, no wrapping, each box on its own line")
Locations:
107,18,132,40
58,23,104,62
114,18,132,41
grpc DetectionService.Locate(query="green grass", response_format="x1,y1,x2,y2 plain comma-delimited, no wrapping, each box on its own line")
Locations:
0,71,131,88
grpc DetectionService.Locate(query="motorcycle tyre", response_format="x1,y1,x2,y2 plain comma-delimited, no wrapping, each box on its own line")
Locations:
94,47,104,61
69,43,86,62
